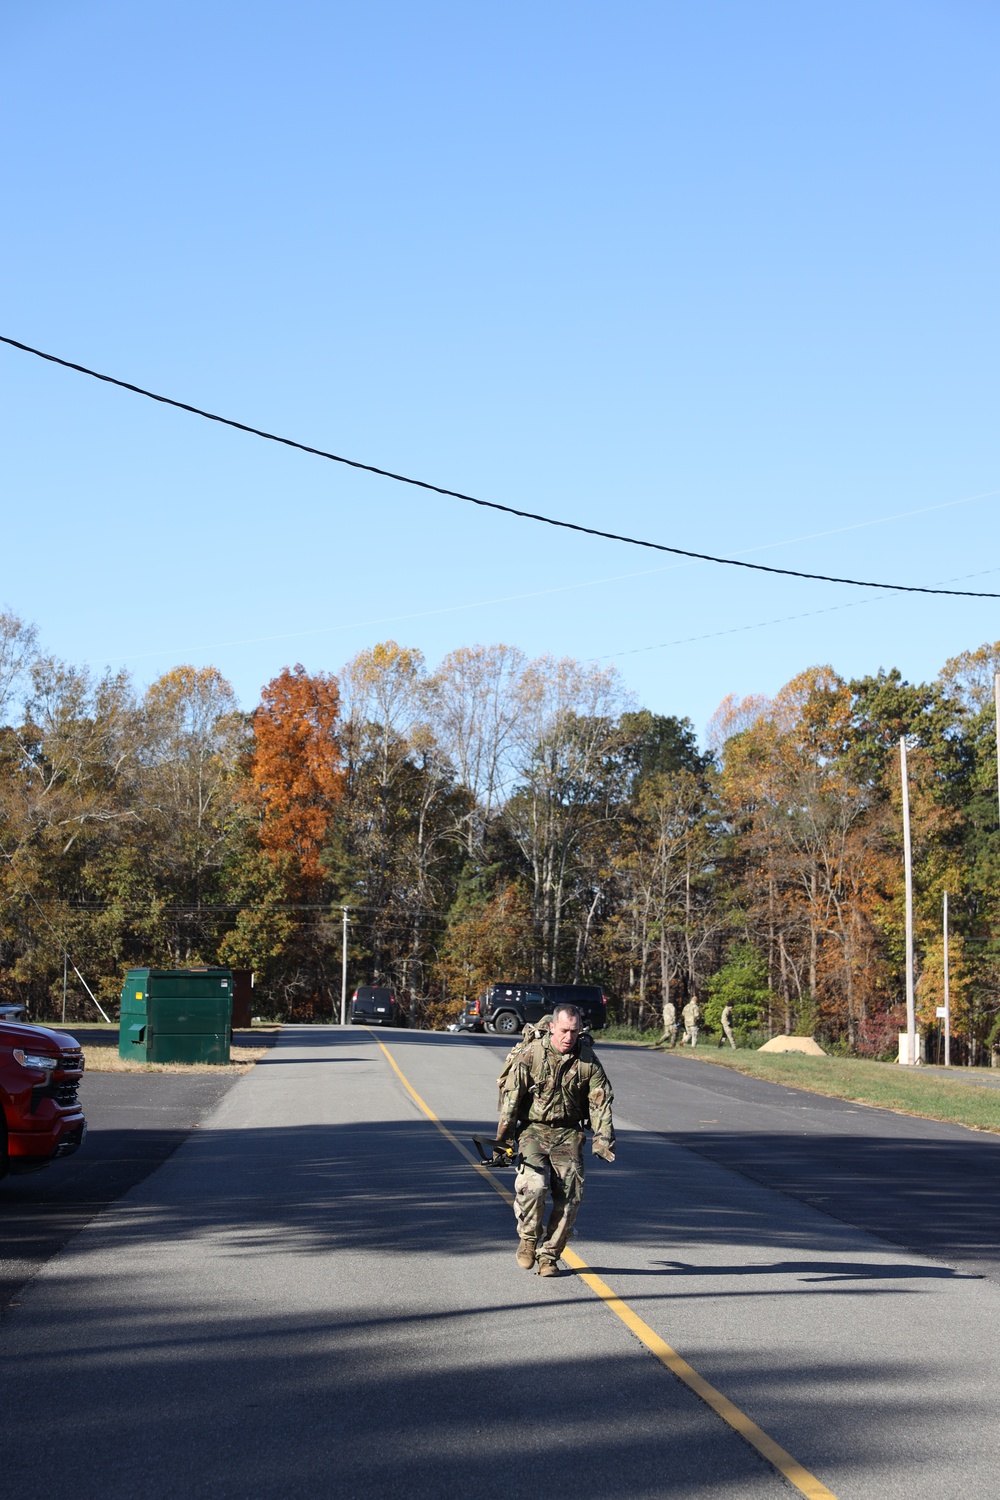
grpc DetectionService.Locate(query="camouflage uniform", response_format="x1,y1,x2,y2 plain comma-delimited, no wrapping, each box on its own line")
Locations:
681,998,700,1047
654,1000,678,1049
498,1033,615,1261
719,1003,736,1050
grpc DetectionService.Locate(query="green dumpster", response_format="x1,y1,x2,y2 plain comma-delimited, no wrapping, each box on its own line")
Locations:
119,968,232,1064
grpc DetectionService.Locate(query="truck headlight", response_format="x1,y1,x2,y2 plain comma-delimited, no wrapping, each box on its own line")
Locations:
13,1049,58,1071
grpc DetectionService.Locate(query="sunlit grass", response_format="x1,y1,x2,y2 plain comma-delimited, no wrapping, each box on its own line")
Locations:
81,1043,269,1074
670,1046,1000,1133
600,1023,663,1043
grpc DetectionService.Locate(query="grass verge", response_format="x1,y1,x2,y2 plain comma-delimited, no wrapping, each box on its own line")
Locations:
664,1046,1000,1134
81,1042,273,1075
601,1024,663,1043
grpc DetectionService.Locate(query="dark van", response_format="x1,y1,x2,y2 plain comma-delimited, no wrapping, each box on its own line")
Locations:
350,986,408,1027
483,982,607,1035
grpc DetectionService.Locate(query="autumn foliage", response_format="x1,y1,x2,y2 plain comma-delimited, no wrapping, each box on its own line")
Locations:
4,611,1000,1048
249,665,344,887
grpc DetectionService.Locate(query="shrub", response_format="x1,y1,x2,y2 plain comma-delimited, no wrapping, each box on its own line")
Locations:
854,1006,906,1060
706,945,770,1034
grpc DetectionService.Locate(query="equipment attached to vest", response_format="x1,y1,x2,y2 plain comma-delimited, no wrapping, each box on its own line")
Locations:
472,1134,517,1169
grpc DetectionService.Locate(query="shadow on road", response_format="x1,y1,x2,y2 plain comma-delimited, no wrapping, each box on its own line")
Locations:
4,1289,941,1499
652,1124,1000,1275
14,1111,988,1277
593,1258,977,1281
1,1099,977,1499
1,1041,985,1500
0,1070,238,1307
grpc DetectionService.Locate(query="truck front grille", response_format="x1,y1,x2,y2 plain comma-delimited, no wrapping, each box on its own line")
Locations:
52,1079,81,1107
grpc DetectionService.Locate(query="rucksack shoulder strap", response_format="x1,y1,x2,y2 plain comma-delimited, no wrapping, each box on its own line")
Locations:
497,1032,549,1102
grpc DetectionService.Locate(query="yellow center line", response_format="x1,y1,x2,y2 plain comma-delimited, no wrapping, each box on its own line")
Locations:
369,1031,839,1500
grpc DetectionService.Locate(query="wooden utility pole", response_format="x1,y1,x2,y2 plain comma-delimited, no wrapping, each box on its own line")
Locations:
943,891,951,1068
900,737,917,1065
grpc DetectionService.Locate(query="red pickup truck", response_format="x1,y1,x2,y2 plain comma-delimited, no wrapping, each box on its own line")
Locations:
0,1019,86,1176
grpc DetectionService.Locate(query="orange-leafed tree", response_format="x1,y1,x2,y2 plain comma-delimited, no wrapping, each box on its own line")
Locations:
249,665,344,888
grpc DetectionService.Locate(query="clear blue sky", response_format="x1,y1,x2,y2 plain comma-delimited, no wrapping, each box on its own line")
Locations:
3,0,999,738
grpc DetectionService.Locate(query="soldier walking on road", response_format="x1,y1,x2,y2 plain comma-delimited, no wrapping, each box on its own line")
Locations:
496,1004,615,1278
654,999,678,1049
718,1003,737,1049
682,996,701,1047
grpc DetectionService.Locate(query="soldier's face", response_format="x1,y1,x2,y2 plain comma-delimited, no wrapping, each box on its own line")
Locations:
550,1015,582,1054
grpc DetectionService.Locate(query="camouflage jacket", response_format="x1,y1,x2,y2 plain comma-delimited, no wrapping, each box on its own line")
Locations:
498,1034,615,1150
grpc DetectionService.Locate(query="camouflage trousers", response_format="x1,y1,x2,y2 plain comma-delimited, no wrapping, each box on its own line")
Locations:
514,1123,585,1259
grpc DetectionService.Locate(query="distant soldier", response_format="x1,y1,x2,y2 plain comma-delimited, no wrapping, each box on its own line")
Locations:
681,996,701,1047
654,999,678,1049
718,1002,737,1050
496,1003,615,1278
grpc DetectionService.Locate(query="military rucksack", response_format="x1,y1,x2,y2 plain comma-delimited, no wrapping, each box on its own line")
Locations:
496,1015,597,1110
496,1017,550,1106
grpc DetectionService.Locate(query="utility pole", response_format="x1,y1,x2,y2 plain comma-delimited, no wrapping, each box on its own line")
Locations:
62,952,68,1024
339,906,349,1026
994,673,1000,825
943,891,951,1068
900,736,917,1065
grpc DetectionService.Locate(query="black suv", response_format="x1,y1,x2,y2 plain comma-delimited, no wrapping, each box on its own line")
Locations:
350,986,408,1027
449,996,485,1033
483,982,607,1035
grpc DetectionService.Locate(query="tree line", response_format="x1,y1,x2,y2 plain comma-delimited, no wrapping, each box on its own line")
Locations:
2,607,998,1058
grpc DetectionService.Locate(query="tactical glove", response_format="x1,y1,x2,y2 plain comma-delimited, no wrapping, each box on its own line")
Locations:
593,1141,616,1163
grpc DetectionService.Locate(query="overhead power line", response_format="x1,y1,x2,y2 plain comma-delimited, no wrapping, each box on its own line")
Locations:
596,564,1000,661
3,331,999,600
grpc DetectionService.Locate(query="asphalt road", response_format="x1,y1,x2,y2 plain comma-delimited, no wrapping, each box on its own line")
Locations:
2,1028,999,1500
918,1064,1000,1091
605,1045,1000,1280
0,1069,238,1307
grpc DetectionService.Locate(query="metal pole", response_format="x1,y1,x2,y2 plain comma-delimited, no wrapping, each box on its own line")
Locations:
943,891,951,1068
70,963,112,1023
340,906,349,1026
62,952,67,1024
900,737,917,1065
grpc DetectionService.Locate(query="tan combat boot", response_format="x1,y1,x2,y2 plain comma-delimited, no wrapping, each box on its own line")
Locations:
516,1238,537,1270
537,1256,559,1277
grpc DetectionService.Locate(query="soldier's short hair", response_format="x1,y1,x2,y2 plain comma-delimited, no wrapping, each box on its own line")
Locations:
551,1002,583,1027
